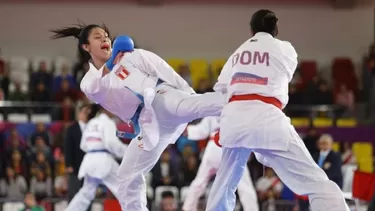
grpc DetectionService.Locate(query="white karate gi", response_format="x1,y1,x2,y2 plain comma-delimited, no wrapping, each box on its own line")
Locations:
182,117,259,211
205,32,350,211
80,49,225,211
65,113,127,211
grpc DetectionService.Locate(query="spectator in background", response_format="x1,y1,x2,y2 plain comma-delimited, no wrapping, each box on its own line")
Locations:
288,85,304,105
290,71,303,90
341,142,357,193
29,168,52,201
256,168,283,211
181,154,199,186
5,128,27,153
335,84,355,116
30,82,50,103
286,85,304,117
176,135,198,155
54,153,67,197
195,78,213,93
178,64,192,86
0,167,27,198
313,134,343,188
181,145,196,162
368,58,375,121
305,76,321,104
362,44,375,119
369,43,375,59
30,61,52,90
54,173,68,197
52,97,75,121
54,151,65,178
0,48,5,75
72,61,89,86
315,81,333,105
30,123,51,146
0,70,10,99
19,192,45,211
160,191,177,211
0,88,4,101
152,150,180,188
341,142,356,166
31,137,52,161
64,103,91,202
303,127,320,156
53,64,76,92
8,82,28,101
8,150,29,180
54,79,80,103
30,151,51,178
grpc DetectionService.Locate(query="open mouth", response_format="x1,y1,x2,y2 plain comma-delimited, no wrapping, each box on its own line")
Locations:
101,43,110,52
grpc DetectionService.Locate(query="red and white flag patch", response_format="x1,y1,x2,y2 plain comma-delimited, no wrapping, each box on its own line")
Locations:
115,65,130,80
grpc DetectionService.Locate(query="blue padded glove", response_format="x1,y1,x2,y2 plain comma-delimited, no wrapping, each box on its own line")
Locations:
106,35,134,71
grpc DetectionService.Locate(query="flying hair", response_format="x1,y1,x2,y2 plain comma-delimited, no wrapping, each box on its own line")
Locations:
50,20,111,40
49,20,112,63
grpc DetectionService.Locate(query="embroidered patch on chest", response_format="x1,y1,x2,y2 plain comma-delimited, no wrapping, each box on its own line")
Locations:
115,66,130,80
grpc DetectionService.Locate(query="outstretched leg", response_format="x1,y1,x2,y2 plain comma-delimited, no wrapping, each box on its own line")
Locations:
65,177,100,211
183,142,222,211
254,128,350,211
205,147,252,211
237,166,259,211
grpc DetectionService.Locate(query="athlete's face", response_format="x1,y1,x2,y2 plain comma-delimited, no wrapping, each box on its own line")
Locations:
82,27,112,64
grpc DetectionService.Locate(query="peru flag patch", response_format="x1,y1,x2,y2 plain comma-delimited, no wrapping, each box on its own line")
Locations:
115,66,130,80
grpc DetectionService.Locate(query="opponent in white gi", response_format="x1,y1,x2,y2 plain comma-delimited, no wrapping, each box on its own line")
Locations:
51,24,225,211
65,106,128,211
205,9,350,211
182,117,259,211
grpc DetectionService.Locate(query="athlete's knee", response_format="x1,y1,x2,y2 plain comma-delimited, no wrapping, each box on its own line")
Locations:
118,173,144,193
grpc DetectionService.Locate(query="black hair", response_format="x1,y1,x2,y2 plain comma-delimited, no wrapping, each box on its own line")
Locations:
161,190,174,199
78,103,91,112
50,21,111,63
250,9,278,37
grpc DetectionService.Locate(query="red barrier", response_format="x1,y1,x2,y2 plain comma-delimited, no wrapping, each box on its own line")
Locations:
352,171,375,201
104,199,121,211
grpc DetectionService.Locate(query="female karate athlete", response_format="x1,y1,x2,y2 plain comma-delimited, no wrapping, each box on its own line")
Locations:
51,23,224,211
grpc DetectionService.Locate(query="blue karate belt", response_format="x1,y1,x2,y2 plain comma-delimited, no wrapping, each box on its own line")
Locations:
87,149,110,153
116,79,164,139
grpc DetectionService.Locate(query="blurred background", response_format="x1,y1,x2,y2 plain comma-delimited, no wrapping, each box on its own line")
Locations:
0,0,374,210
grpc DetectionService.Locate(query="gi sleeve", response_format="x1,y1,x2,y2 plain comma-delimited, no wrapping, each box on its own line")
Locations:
80,63,109,104
187,117,219,140
281,41,298,81
103,120,128,158
213,58,232,94
120,50,195,93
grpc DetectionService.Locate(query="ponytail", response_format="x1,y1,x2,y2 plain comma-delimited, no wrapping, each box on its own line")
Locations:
50,22,111,63
50,26,82,40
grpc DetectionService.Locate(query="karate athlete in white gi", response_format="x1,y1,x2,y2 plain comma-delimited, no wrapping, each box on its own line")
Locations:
182,116,259,211
205,9,350,211
65,106,127,211
51,24,225,211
